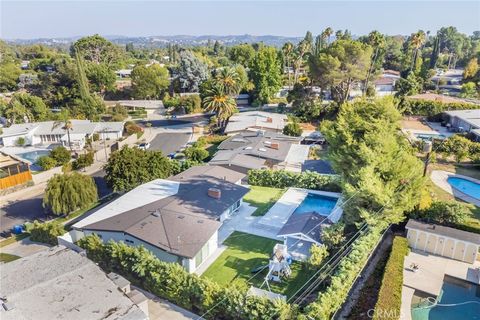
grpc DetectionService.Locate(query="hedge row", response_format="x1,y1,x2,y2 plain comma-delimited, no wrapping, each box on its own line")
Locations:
78,235,296,320
28,220,64,245
402,99,478,117
248,169,342,192
305,227,384,319
373,237,409,320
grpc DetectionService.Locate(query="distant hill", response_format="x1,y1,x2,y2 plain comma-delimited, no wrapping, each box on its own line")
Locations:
5,34,304,47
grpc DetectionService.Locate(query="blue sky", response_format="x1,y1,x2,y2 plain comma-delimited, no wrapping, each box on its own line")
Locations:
1,1,479,39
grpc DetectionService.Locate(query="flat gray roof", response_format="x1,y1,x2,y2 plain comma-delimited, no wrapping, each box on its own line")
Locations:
277,212,333,243
0,246,147,320
406,219,480,245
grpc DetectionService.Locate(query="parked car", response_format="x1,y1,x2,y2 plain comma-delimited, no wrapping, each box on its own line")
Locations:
138,142,151,150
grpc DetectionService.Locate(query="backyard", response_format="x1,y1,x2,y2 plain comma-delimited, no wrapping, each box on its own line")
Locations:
243,186,286,216
202,231,314,298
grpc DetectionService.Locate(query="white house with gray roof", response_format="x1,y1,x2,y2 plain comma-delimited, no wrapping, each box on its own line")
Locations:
72,165,249,273
0,120,125,150
224,111,288,134
443,109,480,140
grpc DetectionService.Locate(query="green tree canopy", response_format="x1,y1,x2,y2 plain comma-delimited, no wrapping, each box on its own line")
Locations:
43,172,98,215
228,44,256,67
131,64,170,99
309,40,373,104
85,62,116,93
8,92,50,121
71,34,122,67
250,46,282,104
321,97,424,225
104,146,173,192
175,50,209,92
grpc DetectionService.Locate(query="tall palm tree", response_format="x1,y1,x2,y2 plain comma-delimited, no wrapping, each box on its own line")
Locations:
364,30,385,95
53,109,73,152
215,67,241,96
410,31,426,72
324,27,333,46
282,42,294,88
202,84,237,130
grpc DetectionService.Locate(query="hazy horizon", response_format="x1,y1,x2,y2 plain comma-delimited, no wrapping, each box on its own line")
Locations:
1,1,479,40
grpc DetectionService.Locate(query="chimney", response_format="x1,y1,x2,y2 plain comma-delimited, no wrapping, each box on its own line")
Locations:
266,117,273,123
208,188,221,199
270,142,279,150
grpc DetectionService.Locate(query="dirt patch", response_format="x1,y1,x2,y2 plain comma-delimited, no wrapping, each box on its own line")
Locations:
401,117,432,131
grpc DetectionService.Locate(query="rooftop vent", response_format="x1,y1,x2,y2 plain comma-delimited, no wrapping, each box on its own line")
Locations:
208,187,222,199
264,141,272,145
270,142,280,150
232,138,246,143
197,220,204,224
152,210,161,217
244,146,253,150
178,215,185,219
258,148,267,152
257,130,265,137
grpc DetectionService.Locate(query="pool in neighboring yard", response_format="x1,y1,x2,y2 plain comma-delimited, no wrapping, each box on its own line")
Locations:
414,133,447,141
411,276,480,320
17,150,50,163
292,193,338,216
447,177,480,200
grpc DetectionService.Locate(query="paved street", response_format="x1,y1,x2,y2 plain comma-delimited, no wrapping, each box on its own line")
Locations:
0,170,111,237
149,132,191,155
140,114,210,128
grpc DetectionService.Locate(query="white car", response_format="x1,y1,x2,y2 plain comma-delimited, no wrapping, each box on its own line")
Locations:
138,142,151,150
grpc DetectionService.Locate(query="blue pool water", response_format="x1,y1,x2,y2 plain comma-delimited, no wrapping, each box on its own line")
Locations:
17,150,50,163
447,177,480,200
292,193,338,216
412,276,480,320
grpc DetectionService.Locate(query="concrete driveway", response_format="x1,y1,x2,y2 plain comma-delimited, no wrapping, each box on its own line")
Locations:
149,132,191,155
0,238,50,257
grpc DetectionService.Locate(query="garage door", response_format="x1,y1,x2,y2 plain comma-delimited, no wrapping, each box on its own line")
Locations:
408,230,417,247
454,242,466,261
426,234,437,253
464,244,477,264
435,237,445,256
416,232,427,251
444,239,455,258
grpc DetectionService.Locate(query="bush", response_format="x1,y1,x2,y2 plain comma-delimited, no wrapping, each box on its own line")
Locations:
29,220,65,245
92,133,100,141
248,169,341,192
170,159,200,175
37,155,57,170
78,234,296,319
373,237,409,320
283,121,303,137
16,137,26,146
50,146,71,165
125,121,144,136
72,152,94,170
401,99,478,117
184,147,209,162
413,200,473,225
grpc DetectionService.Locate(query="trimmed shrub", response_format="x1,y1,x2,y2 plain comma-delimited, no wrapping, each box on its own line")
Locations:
184,147,209,162
194,135,228,148
283,121,303,137
29,220,65,245
72,152,94,170
37,155,57,170
78,234,297,319
413,200,474,225
50,146,71,165
125,121,143,136
373,237,409,320
248,169,341,192
16,137,26,146
401,99,478,117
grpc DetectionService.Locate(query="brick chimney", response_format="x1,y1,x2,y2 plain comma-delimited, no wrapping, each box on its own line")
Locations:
270,142,279,150
208,188,221,199
266,117,273,123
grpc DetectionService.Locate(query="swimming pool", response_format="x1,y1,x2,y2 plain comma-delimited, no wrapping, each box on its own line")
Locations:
292,193,338,216
17,150,50,163
447,177,480,200
411,276,480,320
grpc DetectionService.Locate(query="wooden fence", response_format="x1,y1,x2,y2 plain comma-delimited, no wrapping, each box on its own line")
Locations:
0,171,33,190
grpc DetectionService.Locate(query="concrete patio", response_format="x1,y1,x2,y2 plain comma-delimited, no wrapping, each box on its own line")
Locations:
401,250,480,320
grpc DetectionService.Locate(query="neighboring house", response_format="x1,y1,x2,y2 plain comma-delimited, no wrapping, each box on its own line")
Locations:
236,94,250,107
0,152,32,190
0,120,125,150
115,69,132,78
72,165,249,273
372,70,400,96
406,219,480,264
302,160,335,175
0,246,148,320
224,111,288,135
209,131,309,174
116,100,165,115
277,212,333,261
442,109,480,138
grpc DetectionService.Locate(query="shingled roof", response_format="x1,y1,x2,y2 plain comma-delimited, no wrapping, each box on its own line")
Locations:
277,212,333,243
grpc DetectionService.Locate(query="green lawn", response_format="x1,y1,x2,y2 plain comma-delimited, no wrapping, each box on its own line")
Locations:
0,253,20,263
202,231,314,298
243,186,286,216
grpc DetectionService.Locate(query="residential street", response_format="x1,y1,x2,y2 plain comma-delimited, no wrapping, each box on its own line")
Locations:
0,170,111,237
